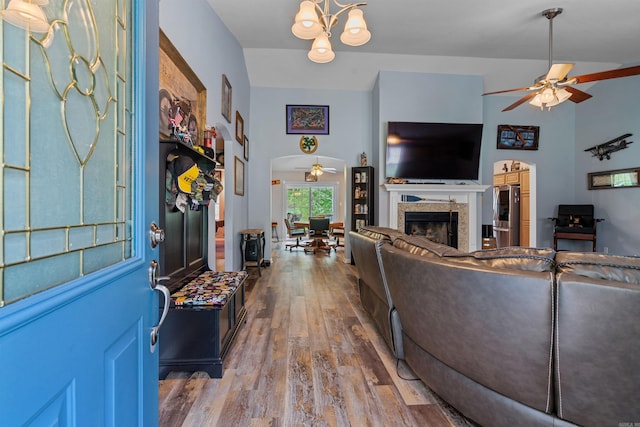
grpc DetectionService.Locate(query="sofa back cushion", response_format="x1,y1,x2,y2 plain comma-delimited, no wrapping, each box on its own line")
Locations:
554,256,640,426
358,225,403,242
445,247,557,273
378,244,555,414
555,251,640,284
392,235,463,257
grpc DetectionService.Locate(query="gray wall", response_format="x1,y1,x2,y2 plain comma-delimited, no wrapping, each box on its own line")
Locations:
161,2,640,257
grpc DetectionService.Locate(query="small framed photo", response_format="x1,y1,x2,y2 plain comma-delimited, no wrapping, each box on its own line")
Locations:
244,135,249,161
286,105,329,135
305,172,317,182
234,156,244,196
497,124,539,150
236,111,244,144
221,74,232,123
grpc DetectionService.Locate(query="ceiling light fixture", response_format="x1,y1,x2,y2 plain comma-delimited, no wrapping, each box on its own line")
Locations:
292,0,370,64
528,8,572,111
0,0,50,33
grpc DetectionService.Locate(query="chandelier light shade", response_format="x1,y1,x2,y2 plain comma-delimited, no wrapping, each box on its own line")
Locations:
292,1,322,40
0,0,50,33
340,9,370,46
308,32,335,63
292,0,369,63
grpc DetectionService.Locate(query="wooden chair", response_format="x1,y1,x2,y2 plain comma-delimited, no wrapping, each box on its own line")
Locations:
304,217,332,254
329,222,345,249
284,218,308,251
550,204,603,251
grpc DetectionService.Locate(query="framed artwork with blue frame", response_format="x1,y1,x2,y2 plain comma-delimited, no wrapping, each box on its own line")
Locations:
286,105,329,134
497,124,539,150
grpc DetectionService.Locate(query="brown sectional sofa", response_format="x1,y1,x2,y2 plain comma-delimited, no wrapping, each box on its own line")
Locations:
349,228,640,427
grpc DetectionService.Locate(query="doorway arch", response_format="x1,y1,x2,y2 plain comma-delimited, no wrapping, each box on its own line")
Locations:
270,155,348,257
492,159,537,247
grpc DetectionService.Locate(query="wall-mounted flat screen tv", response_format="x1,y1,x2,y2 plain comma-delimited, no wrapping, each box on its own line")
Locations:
385,121,483,181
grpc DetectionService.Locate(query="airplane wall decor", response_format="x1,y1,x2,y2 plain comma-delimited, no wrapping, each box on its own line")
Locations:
584,133,633,161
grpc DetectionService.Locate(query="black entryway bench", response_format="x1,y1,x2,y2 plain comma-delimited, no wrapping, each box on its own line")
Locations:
158,270,248,379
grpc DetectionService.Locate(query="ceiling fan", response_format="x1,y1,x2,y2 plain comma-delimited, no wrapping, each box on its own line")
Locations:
483,8,640,112
295,158,337,176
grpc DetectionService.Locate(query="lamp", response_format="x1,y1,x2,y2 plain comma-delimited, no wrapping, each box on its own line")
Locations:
1,0,50,33
292,0,369,63
529,85,572,110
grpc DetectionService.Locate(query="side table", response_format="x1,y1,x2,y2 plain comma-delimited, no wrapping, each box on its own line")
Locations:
240,229,266,276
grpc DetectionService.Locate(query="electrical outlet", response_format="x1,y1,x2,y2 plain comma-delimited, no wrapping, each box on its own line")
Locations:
603,247,609,254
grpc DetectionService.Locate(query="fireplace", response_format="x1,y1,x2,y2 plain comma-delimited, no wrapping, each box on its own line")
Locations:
405,211,459,248
384,183,490,252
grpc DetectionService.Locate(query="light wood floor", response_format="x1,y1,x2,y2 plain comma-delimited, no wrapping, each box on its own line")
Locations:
159,243,474,427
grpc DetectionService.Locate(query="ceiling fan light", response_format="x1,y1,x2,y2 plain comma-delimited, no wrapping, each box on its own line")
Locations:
555,87,572,103
308,33,335,63
0,0,50,33
292,1,322,40
540,88,556,104
340,9,371,46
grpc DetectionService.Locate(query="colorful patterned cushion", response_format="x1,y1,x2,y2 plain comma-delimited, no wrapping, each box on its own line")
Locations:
171,270,247,307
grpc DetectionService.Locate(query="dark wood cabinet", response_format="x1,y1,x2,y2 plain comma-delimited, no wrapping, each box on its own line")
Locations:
157,140,246,379
351,166,375,231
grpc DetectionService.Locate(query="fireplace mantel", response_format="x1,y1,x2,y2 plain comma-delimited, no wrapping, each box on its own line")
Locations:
384,183,490,251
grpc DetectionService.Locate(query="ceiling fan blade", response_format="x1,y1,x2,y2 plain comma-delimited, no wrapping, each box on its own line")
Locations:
502,92,538,112
563,86,593,103
482,86,536,96
571,65,640,84
546,63,574,81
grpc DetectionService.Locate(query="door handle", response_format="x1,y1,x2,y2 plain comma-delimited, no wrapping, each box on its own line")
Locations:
148,260,171,353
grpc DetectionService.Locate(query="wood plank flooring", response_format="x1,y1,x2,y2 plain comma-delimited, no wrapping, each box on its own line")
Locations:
159,243,475,427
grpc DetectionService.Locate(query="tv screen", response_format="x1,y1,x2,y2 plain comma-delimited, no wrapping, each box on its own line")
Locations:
386,121,483,181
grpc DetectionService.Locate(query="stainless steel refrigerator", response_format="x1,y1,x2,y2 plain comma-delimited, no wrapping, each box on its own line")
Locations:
493,185,520,247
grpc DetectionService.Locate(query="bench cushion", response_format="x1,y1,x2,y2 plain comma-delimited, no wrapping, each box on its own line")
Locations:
171,271,247,306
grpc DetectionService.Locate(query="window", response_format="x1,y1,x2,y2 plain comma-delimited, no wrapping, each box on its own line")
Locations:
1,0,133,306
285,184,336,223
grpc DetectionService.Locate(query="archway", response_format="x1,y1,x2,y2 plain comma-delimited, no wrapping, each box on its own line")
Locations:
270,155,348,256
492,159,537,247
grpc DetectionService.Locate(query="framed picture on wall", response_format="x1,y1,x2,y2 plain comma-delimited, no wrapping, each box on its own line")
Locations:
236,111,244,144
286,105,329,134
221,74,232,123
497,124,539,150
234,156,244,196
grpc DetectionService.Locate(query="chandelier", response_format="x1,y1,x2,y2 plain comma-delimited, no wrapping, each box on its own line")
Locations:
291,0,370,63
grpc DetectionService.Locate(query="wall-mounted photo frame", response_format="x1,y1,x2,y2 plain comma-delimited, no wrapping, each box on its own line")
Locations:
234,156,244,196
305,172,317,182
588,167,640,190
244,135,249,161
236,111,244,145
497,124,539,150
286,105,329,135
221,74,232,123
159,30,207,144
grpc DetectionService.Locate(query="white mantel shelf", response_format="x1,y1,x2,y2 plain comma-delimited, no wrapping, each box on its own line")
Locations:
384,183,490,251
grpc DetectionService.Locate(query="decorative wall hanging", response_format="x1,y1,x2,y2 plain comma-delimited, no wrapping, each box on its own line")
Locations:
159,30,206,145
299,135,318,154
244,135,249,161
221,74,232,123
497,125,539,150
584,133,633,161
286,105,329,134
235,111,244,144
305,172,318,182
234,156,244,196
588,167,640,190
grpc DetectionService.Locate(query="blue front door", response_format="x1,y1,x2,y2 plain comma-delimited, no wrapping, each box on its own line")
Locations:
0,1,160,425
